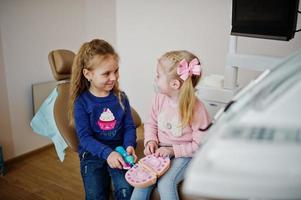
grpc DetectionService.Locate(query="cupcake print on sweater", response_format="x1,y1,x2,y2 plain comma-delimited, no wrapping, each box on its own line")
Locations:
97,108,116,130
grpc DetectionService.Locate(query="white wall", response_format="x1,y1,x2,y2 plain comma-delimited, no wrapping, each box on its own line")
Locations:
116,0,232,120
116,0,301,121
0,29,14,159
0,0,116,160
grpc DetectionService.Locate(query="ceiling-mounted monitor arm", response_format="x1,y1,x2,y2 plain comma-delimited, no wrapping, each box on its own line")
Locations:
223,35,283,90
224,36,239,90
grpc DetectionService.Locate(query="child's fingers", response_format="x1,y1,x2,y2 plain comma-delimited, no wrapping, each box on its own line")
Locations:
143,148,147,155
154,148,170,157
117,156,126,168
132,152,138,162
109,152,125,169
107,160,114,168
150,143,158,154
113,161,121,169
150,145,155,154
126,146,134,154
128,147,138,162
143,148,148,156
107,152,118,168
108,159,121,169
144,145,152,155
154,149,161,157
126,146,137,160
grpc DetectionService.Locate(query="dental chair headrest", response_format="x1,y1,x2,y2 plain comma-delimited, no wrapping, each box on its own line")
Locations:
48,49,75,81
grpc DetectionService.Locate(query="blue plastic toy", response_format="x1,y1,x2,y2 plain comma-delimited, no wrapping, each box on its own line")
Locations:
115,146,135,169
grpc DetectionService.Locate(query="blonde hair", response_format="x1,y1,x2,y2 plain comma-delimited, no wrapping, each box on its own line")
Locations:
160,50,202,127
68,39,123,126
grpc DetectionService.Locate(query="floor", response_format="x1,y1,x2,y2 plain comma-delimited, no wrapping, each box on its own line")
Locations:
0,146,84,200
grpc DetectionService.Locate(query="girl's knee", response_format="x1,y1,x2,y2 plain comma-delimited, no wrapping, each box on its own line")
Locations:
157,180,179,200
130,187,153,200
157,170,179,187
157,177,177,192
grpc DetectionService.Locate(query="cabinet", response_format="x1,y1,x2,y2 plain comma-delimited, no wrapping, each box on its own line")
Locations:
201,100,226,119
197,84,236,118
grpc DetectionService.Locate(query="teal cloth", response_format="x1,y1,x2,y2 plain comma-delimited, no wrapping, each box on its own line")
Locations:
30,88,68,161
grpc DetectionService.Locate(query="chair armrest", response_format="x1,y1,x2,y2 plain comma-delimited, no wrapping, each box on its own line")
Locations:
135,124,144,159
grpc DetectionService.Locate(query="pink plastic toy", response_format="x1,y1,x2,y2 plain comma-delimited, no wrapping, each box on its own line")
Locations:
125,154,170,188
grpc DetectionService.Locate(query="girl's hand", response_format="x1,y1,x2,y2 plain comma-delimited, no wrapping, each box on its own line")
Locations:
126,146,138,163
155,147,174,158
107,151,126,169
144,141,158,155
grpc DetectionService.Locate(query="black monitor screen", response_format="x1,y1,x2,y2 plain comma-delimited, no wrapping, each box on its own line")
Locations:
231,0,299,41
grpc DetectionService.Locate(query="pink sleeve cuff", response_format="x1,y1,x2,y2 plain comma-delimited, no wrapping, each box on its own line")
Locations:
173,144,193,158
173,142,199,158
173,145,181,158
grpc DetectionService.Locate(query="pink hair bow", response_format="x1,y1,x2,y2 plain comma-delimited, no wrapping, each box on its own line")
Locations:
177,58,201,81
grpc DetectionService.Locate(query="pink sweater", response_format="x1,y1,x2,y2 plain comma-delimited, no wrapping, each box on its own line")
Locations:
144,93,211,158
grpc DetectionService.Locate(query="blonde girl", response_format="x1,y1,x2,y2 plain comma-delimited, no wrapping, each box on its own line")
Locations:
131,50,210,200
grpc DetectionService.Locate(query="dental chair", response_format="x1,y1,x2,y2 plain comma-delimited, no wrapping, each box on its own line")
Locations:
48,49,78,151
48,49,194,200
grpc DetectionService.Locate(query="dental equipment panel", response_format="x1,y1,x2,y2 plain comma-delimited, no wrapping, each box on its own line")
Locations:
184,49,301,200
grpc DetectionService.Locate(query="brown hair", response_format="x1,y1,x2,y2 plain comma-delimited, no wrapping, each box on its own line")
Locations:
160,50,202,127
68,39,123,126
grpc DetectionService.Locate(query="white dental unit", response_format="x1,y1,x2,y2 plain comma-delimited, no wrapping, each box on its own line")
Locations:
184,48,301,199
